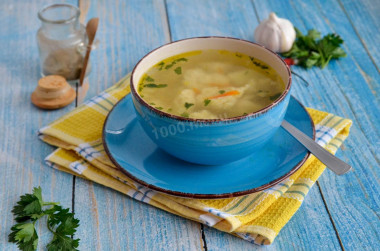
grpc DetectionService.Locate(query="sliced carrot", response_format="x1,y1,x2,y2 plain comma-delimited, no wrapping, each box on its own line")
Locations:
208,90,240,99
193,88,201,94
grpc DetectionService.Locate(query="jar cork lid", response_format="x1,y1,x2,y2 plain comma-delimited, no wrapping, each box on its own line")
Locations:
31,75,76,109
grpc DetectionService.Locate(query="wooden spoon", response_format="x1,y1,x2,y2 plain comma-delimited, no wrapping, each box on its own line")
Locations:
79,17,99,86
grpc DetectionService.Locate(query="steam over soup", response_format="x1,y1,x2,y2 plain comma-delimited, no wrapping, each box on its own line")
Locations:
138,50,285,119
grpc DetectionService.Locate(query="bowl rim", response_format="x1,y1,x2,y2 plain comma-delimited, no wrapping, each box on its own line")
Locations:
130,36,292,123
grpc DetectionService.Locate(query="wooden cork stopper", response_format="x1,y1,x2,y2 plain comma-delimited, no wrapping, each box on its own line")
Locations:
31,75,76,109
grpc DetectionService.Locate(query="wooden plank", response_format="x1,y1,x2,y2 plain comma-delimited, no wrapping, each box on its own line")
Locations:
254,0,380,249
166,0,259,40
75,181,202,250
339,0,380,70
74,0,203,250
0,0,77,250
81,0,171,95
165,0,343,249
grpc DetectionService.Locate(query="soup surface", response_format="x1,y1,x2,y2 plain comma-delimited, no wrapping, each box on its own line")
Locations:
138,50,285,119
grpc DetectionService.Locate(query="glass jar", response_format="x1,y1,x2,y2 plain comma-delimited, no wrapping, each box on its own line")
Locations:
37,4,90,83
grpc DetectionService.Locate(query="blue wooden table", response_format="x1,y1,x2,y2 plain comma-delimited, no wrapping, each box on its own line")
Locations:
1,0,379,250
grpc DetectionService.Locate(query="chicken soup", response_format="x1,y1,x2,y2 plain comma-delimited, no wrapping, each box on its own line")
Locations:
138,50,285,119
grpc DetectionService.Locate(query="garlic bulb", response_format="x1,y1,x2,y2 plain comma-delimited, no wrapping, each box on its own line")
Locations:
254,12,296,53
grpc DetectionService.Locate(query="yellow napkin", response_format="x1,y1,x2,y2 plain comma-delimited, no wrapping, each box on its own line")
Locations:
39,74,352,245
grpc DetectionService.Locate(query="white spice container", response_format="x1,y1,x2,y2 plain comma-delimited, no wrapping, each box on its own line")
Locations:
36,4,91,85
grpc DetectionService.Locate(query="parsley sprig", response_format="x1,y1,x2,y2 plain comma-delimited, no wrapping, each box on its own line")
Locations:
9,187,80,251
282,28,346,68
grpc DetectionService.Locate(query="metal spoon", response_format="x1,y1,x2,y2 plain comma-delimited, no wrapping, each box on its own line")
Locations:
78,18,99,103
281,120,352,175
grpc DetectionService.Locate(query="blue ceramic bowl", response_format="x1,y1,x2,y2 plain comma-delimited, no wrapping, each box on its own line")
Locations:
130,37,292,165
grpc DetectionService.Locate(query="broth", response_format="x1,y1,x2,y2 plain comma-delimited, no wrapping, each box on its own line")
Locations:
138,50,285,119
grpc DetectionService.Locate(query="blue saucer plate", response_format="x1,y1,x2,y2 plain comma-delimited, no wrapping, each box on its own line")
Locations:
103,95,315,199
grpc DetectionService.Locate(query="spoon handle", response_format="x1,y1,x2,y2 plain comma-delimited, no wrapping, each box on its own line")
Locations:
281,120,351,175
79,18,99,86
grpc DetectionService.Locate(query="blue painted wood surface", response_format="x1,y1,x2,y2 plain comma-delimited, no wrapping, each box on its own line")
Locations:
74,1,202,250
0,0,77,250
253,2,380,250
0,0,379,250
165,2,345,250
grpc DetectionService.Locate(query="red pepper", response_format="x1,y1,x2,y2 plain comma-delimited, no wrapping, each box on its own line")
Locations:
284,58,295,66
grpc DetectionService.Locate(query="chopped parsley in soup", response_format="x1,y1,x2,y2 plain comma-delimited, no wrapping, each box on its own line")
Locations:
138,50,285,119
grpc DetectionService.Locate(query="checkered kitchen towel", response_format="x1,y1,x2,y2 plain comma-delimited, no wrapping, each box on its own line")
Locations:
39,74,352,245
